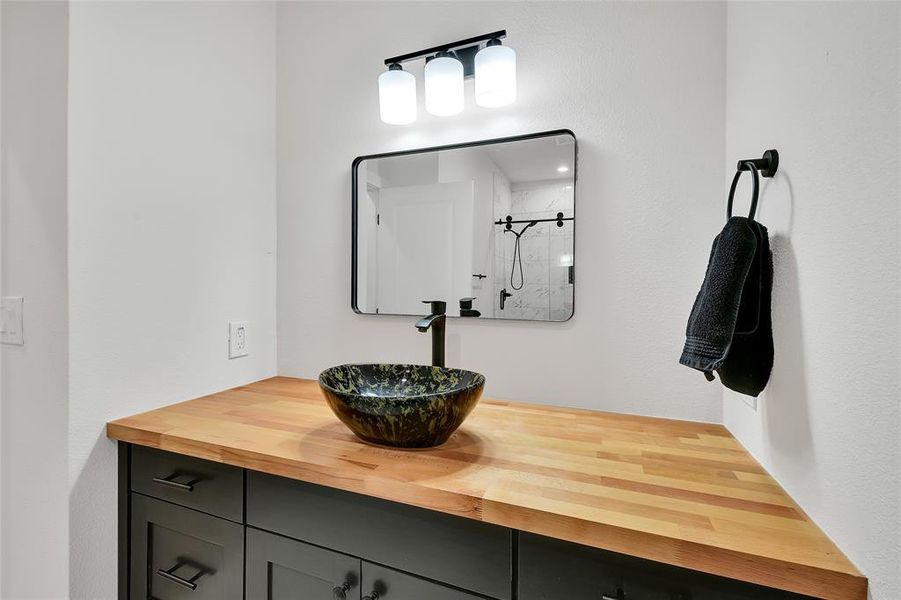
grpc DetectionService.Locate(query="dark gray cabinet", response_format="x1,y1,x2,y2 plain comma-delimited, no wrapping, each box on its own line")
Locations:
130,494,243,600
247,528,361,600
119,444,809,600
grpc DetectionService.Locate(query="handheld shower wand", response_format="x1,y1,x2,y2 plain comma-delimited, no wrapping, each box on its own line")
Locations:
504,221,536,290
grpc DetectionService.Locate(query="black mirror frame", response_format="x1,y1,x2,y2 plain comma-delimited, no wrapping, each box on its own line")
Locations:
351,128,577,321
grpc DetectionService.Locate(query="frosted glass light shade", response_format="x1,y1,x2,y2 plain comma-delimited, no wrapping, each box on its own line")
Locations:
475,44,516,108
378,66,417,125
424,54,464,116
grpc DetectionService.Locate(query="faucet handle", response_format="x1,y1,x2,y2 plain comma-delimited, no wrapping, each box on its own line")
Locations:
422,300,447,315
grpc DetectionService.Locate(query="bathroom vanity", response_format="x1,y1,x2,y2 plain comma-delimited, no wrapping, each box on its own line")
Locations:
108,377,865,600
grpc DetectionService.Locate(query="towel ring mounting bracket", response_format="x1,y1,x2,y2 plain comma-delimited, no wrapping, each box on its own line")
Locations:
736,149,779,178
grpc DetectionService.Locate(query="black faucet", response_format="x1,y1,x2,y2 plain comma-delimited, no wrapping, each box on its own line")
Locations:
459,297,481,318
415,300,446,368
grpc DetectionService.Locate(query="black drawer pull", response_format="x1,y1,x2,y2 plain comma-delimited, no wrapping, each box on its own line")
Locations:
332,583,351,600
362,592,380,600
156,561,206,590
602,589,625,600
152,472,199,492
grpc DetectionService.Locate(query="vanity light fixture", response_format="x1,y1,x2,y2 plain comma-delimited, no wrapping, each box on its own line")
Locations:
378,30,516,124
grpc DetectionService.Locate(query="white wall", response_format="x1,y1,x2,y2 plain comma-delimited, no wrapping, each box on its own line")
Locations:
277,1,727,420
67,2,277,598
723,3,900,599
0,2,70,598
5,3,892,598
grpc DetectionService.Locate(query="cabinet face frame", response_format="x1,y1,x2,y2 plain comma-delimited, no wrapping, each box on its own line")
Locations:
119,443,131,600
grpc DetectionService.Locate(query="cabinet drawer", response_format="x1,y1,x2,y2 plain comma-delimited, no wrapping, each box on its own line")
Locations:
130,495,243,600
247,472,512,600
247,528,361,600
519,533,811,600
131,445,243,522
362,562,489,600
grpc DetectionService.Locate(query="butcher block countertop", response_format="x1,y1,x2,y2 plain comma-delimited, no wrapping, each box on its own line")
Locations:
107,376,865,599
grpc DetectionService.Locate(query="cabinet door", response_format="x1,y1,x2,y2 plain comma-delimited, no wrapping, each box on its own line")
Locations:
247,528,361,600
130,494,243,600
361,562,487,600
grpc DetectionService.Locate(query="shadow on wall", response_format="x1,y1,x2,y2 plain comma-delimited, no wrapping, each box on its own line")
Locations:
757,172,817,491
69,433,119,600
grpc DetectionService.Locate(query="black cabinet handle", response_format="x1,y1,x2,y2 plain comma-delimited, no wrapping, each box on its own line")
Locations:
155,562,205,590
152,473,198,492
362,593,380,600
332,583,351,600
601,589,626,600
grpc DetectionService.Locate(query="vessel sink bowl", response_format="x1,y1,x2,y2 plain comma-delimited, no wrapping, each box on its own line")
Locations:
319,364,485,448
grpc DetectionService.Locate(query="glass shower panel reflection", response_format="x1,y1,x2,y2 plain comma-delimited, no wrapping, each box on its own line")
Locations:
493,182,574,321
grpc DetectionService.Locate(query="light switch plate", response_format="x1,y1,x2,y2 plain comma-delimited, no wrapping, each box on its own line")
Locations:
228,321,248,359
1,297,24,345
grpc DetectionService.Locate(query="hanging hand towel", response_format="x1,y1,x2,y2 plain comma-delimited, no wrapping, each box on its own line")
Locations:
680,216,773,397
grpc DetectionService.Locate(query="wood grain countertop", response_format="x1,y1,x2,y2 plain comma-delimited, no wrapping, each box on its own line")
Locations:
107,376,865,599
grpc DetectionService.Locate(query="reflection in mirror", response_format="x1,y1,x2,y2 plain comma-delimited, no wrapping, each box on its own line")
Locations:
353,130,575,322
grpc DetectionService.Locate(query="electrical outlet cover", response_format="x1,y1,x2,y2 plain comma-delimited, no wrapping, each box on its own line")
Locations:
1,297,24,345
229,321,248,359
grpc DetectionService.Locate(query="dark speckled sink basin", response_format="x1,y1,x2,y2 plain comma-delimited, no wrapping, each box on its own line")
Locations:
319,364,485,448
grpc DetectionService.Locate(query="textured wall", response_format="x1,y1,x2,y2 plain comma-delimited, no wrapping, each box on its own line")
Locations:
723,3,901,599
0,2,69,597
67,3,277,598
277,1,727,420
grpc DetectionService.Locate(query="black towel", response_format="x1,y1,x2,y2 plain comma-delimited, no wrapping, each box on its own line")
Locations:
680,216,773,397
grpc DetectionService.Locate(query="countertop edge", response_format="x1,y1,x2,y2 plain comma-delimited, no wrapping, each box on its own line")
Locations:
106,421,867,600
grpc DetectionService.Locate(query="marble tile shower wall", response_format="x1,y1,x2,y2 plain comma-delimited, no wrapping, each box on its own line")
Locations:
493,182,574,320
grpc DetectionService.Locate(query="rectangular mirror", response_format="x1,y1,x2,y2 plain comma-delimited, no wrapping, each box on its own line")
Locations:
353,130,576,321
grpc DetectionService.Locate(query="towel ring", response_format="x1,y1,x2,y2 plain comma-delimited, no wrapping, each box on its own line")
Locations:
727,161,760,220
